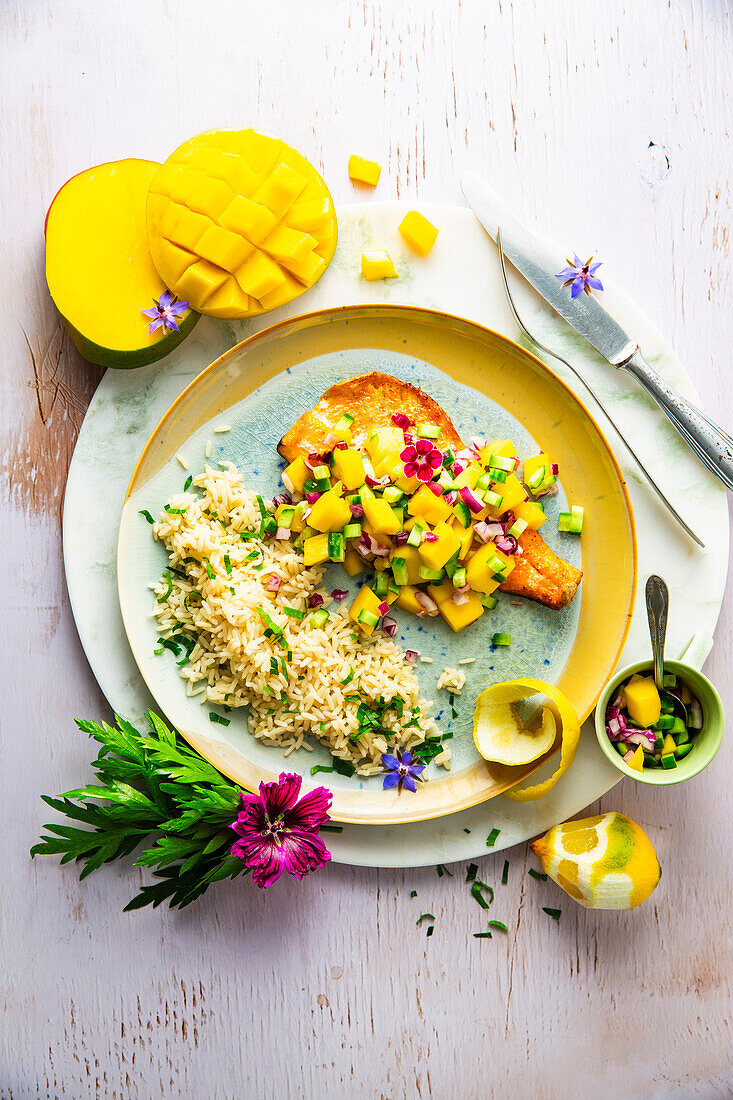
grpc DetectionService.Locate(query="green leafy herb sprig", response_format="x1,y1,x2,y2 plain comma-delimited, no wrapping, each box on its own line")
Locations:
31,713,247,911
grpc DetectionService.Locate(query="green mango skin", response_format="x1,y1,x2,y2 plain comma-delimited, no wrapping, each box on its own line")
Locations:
59,305,200,369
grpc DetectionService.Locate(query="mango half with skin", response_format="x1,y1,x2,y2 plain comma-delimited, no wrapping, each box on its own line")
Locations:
45,159,199,369
146,129,338,319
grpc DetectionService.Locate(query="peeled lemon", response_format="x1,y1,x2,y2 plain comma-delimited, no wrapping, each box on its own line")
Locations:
531,812,661,910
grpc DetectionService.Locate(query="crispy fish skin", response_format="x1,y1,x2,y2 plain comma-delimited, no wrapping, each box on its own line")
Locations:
280,371,582,610
278,371,462,462
499,527,582,610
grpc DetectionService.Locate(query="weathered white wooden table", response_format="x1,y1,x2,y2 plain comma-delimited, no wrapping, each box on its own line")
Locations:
2,2,732,1097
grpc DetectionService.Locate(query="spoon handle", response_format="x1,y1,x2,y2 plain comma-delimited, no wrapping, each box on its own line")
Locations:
645,575,669,691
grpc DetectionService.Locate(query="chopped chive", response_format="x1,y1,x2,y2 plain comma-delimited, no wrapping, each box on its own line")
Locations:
501,860,509,885
239,531,258,541
139,509,155,524
470,881,494,910
332,759,355,777
164,504,188,515
284,606,306,620
488,920,508,932
156,571,173,603
204,559,214,579
340,667,355,686
486,828,501,847
426,925,434,937
410,890,417,898
415,912,435,926
310,764,335,776
319,824,343,833
436,864,453,878
542,907,562,920
473,931,492,939
463,827,471,835
466,863,479,883
229,586,235,595
209,713,230,726
224,554,232,575
528,868,548,882
183,475,193,492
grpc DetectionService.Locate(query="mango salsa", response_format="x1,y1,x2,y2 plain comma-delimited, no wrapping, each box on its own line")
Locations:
439,590,484,632
513,499,546,530
408,484,451,526
349,585,383,634
493,473,527,514
624,676,661,728
308,489,352,532
466,544,515,594
303,533,330,566
418,522,461,571
331,448,365,490
282,456,309,494
362,496,401,537
395,585,423,615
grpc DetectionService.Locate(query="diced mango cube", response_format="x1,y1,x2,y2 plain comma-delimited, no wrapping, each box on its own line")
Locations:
451,521,474,561
349,585,383,634
344,548,366,577
281,249,326,286
395,585,422,615
439,591,484,632
332,448,366,490
348,155,382,187
282,456,310,494
453,464,483,490
391,545,423,585
390,461,420,495
366,426,404,464
418,522,461,571
398,210,439,257
308,489,352,532
235,250,286,299
288,197,334,232
624,676,661,728
427,579,455,605
513,500,546,530
303,533,330,566
196,223,254,273
174,259,227,305
220,195,278,244
363,497,401,537
361,250,398,281
493,473,527,514
260,224,317,262
184,174,234,219
662,733,677,756
465,543,514,594
252,163,307,218
626,745,645,773
407,484,451,526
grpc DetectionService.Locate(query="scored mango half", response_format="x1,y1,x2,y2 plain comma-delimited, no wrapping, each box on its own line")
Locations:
473,678,581,800
146,129,338,319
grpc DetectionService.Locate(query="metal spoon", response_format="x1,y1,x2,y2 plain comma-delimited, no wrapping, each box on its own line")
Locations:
645,574,669,691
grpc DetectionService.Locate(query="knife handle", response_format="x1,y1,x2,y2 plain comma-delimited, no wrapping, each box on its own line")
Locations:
619,350,733,493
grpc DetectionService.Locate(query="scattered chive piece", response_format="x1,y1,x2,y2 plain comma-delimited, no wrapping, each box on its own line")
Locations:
410,890,417,898
436,864,453,878
415,912,435,926
501,860,509,885
486,828,501,847
470,881,494,910
164,504,187,515
156,571,173,603
473,931,492,939
488,920,508,932
139,509,155,524
310,764,335,776
204,559,214,579
332,759,355,777
209,713,230,726
183,475,193,492
529,868,548,882
224,554,232,575
466,863,478,883
320,824,343,833
340,667,355,686
463,827,471,835
543,907,562,920
284,606,306,620
426,925,434,937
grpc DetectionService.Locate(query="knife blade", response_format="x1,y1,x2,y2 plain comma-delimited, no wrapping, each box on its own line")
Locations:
461,171,733,494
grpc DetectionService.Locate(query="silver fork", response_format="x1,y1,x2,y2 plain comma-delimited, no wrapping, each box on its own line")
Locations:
495,228,704,549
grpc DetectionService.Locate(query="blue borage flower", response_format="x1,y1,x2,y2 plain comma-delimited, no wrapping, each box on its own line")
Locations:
141,289,189,335
381,749,426,793
555,254,604,299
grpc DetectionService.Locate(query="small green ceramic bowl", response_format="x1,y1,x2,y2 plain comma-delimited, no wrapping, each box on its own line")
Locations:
595,634,724,786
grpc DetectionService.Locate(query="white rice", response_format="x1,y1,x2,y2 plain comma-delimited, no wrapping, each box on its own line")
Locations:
437,667,466,693
150,463,439,775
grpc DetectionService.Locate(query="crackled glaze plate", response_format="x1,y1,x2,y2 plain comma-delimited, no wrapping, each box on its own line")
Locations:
116,304,636,825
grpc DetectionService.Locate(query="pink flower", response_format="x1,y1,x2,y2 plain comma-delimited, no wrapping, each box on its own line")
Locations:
400,439,443,482
229,773,332,888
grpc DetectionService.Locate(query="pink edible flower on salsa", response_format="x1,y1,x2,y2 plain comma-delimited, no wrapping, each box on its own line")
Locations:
401,439,443,482
229,773,332,888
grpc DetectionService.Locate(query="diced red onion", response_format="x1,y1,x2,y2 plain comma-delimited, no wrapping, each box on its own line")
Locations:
536,483,558,499
422,531,438,543
267,574,281,592
622,748,635,764
512,456,521,472
330,589,348,602
414,591,439,617
427,480,443,496
509,599,523,607
307,593,324,608
608,717,621,736
452,459,468,477
365,473,391,489
455,448,474,462
470,435,487,451
282,472,295,494
360,531,389,557
474,520,504,543
459,485,484,514
495,534,519,555
382,615,398,637
444,490,458,506
451,591,469,605
334,440,348,450
610,693,625,710
454,583,470,594
305,491,322,504
350,503,364,518
405,649,418,663
394,530,409,546
500,511,514,526
690,699,703,728
391,413,412,430
272,492,292,508
356,542,373,559
551,463,559,475
377,601,390,616
275,527,292,540
304,454,320,469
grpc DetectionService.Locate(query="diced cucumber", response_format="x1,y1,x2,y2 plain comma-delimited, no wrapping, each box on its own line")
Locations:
383,485,403,504
316,476,332,492
343,523,362,540
670,716,686,735
487,554,507,575
357,609,379,628
310,609,330,628
663,673,677,689
614,741,628,757
336,413,354,427
261,516,278,538
490,469,507,484
660,752,677,770
480,593,499,610
492,632,511,646
407,523,425,547
301,525,317,542
312,464,330,481
558,509,583,534
654,714,675,730
388,579,400,597
418,565,444,582
345,493,362,506
373,571,390,596
674,742,694,760
328,533,345,562
507,517,528,539
482,489,503,509
675,729,690,746
476,473,492,492
488,454,515,472
303,478,318,494
417,422,441,438
392,557,409,587
526,466,546,492
660,692,676,713
391,505,405,525
654,735,664,753
452,501,472,529
452,567,467,589
360,483,375,501
438,470,457,490
277,506,296,528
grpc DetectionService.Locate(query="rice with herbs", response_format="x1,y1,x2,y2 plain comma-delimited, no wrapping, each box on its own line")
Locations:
151,463,441,776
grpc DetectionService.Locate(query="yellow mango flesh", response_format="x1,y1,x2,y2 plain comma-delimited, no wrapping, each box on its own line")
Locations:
282,456,309,494
344,548,365,577
331,448,365,490
418,522,461,571
465,543,514,594
626,745,645,773
348,155,381,186
390,545,423,585
147,129,337,319
513,499,547,530
398,210,439,257
439,591,484,632
349,586,383,634
494,473,527,513
362,497,401,537
303,534,330,566
407,484,451,526
308,490,352,533
395,585,422,615
361,250,398,280
624,677,661,727
45,159,198,367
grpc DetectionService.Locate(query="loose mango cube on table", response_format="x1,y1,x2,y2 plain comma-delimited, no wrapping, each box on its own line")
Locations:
361,250,398,281
398,211,439,257
348,155,382,187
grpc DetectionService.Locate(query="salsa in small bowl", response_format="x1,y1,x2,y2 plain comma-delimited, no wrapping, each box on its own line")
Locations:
594,654,724,786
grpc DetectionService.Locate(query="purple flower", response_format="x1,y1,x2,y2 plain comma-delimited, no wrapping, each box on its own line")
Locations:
141,289,189,335
556,254,604,299
229,773,332,888
381,749,426,793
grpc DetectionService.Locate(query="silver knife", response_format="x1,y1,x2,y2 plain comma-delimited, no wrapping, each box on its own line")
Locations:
461,171,733,493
